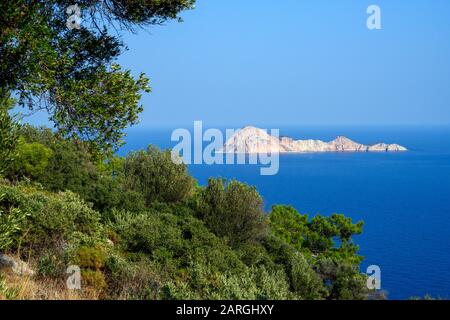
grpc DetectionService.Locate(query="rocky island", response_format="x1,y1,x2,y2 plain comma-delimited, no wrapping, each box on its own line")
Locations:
220,126,408,153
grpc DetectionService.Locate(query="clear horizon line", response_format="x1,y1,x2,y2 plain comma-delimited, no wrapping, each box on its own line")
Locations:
126,123,450,131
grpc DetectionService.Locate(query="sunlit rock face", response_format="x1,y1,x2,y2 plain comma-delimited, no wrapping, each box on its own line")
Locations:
220,126,408,153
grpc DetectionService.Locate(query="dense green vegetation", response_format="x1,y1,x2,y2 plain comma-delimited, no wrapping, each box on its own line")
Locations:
0,97,19,175
0,124,371,300
1,0,372,300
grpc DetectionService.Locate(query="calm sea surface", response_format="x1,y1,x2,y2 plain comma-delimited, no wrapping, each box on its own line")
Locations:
119,125,450,299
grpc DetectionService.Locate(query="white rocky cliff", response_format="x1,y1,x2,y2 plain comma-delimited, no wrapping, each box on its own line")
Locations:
220,126,407,153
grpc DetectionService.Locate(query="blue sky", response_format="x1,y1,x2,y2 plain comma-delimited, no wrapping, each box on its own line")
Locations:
28,0,450,128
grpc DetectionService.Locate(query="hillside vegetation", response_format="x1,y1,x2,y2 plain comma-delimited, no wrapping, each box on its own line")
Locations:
0,123,369,300
1,0,369,300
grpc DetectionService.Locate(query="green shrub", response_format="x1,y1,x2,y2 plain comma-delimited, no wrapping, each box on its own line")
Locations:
37,251,67,278
14,126,142,213
123,146,195,205
87,176,147,214
104,254,164,300
18,126,98,197
0,97,19,175
107,206,264,299
315,257,368,300
269,205,309,250
0,184,102,250
82,269,107,291
25,191,102,248
5,140,53,181
252,266,294,300
163,263,293,300
196,178,268,248
75,245,107,270
264,236,326,299
110,208,246,275
269,205,364,265
0,189,30,250
235,242,274,268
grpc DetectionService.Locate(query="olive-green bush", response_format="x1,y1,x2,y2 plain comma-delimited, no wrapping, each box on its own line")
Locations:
123,146,195,205
196,178,268,248
0,183,102,251
0,192,29,250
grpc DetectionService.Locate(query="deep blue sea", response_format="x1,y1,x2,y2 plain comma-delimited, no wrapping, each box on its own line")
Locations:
119,125,450,300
